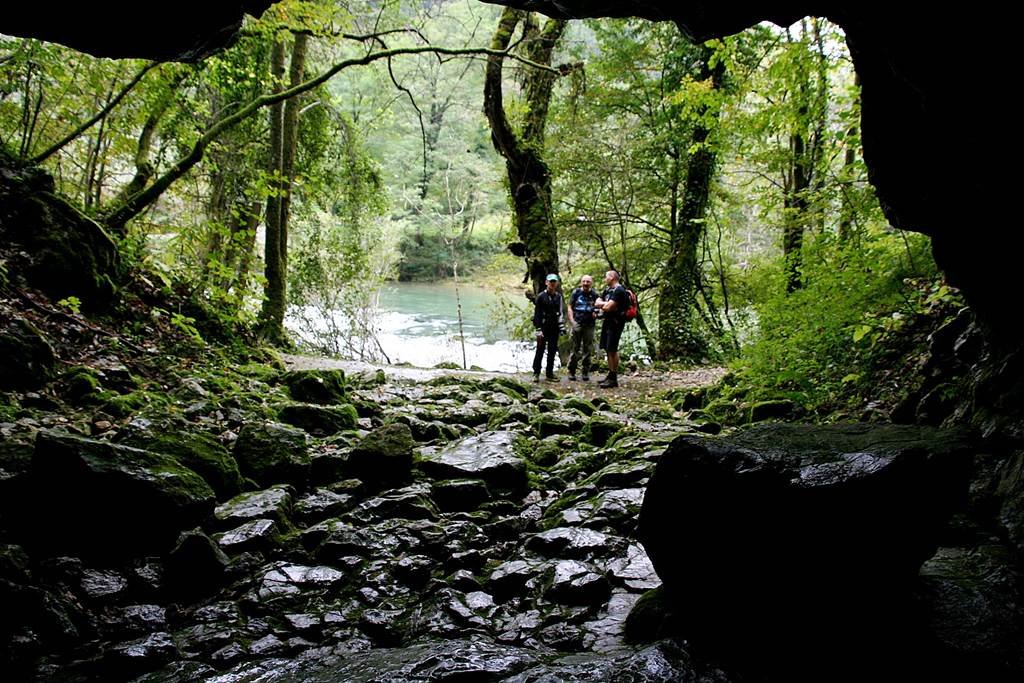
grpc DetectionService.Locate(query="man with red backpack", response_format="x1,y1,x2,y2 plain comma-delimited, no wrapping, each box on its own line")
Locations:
595,270,629,388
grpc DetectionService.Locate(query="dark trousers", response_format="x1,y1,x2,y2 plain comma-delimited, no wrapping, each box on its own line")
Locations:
533,326,559,376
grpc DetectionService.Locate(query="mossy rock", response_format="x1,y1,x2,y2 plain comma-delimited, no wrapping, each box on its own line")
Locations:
100,389,168,419
581,412,623,447
284,369,347,405
432,361,462,370
561,397,596,416
29,430,215,559
0,318,56,390
623,585,683,643
233,422,311,488
277,402,359,436
530,411,585,439
62,365,104,402
236,363,282,382
1,176,120,307
487,405,536,430
747,399,796,423
345,422,416,486
120,429,244,500
482,376,530,400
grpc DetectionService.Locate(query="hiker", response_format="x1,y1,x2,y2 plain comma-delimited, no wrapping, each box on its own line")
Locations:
566,274,598,381
595,269,629,388
532,273,564,382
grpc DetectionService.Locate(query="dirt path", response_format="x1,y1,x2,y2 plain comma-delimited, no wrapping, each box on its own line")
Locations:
281,352,727,402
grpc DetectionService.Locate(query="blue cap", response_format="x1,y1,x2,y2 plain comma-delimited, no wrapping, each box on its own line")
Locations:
546,273,560,282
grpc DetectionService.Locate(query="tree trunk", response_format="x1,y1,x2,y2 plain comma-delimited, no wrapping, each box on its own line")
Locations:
839,72,861,243
257,37,288,345
483,8,565,295
658,47,723,360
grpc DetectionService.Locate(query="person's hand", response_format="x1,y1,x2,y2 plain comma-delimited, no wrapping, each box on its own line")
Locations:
535,330,544,341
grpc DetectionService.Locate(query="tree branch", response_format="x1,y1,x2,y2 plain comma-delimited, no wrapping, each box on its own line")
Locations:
26,61,159,166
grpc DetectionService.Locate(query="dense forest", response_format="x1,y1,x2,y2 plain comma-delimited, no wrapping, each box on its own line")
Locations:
0,0,957,416
4,2,1019,681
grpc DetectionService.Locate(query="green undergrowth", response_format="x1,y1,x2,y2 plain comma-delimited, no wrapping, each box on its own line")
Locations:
699,229,963,423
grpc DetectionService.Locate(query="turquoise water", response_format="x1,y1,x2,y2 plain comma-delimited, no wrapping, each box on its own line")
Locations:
374,282,533,372
287,281,535,372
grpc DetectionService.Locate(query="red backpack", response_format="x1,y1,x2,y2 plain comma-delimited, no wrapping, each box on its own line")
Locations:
623,288,638,321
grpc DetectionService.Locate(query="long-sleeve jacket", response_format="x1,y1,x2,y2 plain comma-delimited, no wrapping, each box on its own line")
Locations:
532,290,563,330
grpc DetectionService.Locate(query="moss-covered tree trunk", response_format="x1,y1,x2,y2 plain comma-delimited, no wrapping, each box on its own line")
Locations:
483,8,566,295
658,48,724,360
257,38,288,344
258,33,307,346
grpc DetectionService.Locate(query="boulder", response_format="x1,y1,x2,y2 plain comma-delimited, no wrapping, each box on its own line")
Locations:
637,422,974,674
284,370,347,405
120,428,243,499
164,530,229,601
417,431,527,495
277,402,359,436
0,318,56,390
343,423,416,487
233,422,310,488
26,430,215,558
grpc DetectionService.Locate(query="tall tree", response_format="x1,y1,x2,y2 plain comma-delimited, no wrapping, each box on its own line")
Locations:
258,32,308,345
657,44,726,359
483,8,568,294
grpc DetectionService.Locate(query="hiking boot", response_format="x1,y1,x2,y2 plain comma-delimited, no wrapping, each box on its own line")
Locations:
545,374,558,382
581,373,589,381
598,372,618,388
533,373,540,383
568,373,577,381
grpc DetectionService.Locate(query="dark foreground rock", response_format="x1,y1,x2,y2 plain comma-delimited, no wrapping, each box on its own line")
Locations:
637,422,975,678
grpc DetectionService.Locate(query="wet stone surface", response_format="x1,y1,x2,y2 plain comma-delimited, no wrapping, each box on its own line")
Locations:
9,370,739,682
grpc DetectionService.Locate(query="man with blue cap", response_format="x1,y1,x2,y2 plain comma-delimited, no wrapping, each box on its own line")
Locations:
532,273,564,382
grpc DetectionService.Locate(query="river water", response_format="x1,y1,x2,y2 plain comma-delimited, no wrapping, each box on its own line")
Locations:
287,281,536,373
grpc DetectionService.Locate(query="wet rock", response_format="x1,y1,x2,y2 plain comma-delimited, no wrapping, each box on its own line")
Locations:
215,518,279,555
309,448,350,484
119,427,244,500
0,318,56,390
624,585,684,644
587,459,653,488
487,404,537,430
394,554,434,588
285,369,347,405
358,607,405,646
607,543,660,591
489,559,543,600
79,568,129,602
28,430,215,558
919,544,1024,677
527,527,626,560
530,410,587,438
343,422,416,487
582,411,623,447
249,633,287,656
538,622,586,650
257,563,346,602
440,399,496,428
103,631,178,679
233,422,310,489
210,641,249,669
418,431,527,495
346,484,439,524
165,530,229,601
278,402,359,436
542,559,611,606
284,612,322,634
214,485,293,530
100,604,167,637
582,589,640,652
294,488,352,523
639,422,975,672
430,478,491,512
387,412,459,442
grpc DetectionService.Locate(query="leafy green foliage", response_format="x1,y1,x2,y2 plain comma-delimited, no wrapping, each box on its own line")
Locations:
719,227,959,416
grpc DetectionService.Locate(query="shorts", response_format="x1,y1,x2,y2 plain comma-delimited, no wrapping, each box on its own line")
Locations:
600,317,624,353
